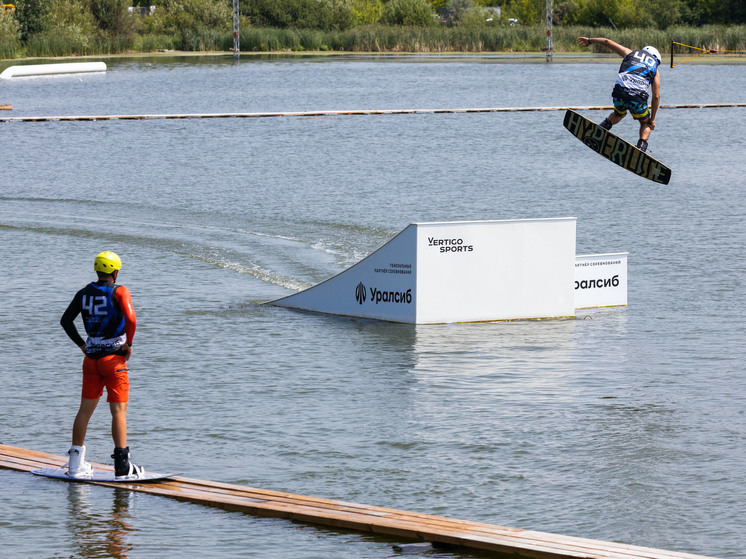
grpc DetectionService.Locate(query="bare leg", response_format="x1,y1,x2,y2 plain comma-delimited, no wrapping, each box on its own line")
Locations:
608,111,625,126
639,118,653,141
72,398,99,446
110,402,128,448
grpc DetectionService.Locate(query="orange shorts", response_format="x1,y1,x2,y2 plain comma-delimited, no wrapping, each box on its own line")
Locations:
81,354,130,403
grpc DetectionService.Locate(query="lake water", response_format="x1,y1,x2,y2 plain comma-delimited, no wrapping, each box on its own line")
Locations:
0,54,744,558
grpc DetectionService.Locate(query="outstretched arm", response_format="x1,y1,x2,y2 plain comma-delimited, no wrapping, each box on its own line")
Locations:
577,37,632,58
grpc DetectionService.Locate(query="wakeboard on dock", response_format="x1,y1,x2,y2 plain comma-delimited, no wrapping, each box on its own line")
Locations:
32,466,178,483
563,109,671,185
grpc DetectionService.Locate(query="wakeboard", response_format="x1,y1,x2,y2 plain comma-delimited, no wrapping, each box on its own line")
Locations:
32,466,178,483
563,109,671,185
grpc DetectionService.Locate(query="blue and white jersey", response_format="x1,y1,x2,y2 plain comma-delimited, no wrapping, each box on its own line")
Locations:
614,49,658,100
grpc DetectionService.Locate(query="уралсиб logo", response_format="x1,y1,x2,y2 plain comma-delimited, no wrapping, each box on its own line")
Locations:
355,282,366,304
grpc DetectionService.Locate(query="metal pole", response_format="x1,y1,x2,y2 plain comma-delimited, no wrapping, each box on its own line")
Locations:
232,0,240,60
545,0,553,62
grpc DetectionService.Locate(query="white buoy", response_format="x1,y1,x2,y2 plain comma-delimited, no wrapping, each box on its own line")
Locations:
0,62,106,79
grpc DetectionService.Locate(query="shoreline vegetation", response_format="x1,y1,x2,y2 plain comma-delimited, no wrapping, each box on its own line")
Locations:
1,1,745,60
2,24,746,61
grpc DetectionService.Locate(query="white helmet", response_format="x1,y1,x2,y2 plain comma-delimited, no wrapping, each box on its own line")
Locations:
643,46,661,63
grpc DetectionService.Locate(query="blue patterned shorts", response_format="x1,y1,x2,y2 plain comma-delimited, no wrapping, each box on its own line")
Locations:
613,96,650,120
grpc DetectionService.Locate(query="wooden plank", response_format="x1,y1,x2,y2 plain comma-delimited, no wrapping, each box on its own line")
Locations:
0,444,717,559
0,104,11,110
0,104,744,123
0,445,712,559
0,453,691,559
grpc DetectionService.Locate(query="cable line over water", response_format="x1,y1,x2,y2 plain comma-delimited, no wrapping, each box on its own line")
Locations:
671,40,746,67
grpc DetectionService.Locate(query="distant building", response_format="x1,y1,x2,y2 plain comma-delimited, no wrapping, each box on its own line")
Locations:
127,6,156,16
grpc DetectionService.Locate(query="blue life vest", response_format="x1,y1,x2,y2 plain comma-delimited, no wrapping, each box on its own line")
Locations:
80,282,126,357
614,49,658,101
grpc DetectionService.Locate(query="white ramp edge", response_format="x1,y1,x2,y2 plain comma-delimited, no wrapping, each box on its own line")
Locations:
269,218,626,324
0,62,106,79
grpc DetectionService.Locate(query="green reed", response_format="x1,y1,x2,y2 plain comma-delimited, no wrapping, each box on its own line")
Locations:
237,25,746,54
3,24,746,60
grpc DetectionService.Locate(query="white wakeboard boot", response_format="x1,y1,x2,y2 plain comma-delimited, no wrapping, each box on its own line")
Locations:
67,445,93,478
112,447,144,479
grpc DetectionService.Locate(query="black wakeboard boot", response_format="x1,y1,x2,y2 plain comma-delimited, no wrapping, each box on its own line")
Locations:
112,447,143,479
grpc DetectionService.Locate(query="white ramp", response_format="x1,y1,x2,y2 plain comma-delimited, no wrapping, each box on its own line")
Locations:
270,218,580,324
574,253,628,309
0,62,106,79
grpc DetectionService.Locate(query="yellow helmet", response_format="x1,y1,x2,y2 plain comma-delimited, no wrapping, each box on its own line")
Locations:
94,251,122,274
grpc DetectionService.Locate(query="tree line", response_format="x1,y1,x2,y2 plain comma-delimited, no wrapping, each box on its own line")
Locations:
1,0,745,58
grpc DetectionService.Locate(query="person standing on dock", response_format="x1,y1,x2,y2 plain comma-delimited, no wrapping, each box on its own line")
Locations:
576,36,661,152
60,251,143,479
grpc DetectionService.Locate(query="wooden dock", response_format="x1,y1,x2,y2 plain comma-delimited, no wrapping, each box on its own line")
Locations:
0,103,744,122
1,444,716,559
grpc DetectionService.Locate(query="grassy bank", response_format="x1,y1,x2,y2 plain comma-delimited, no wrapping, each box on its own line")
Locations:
3,24,746,59
237,25,746,54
